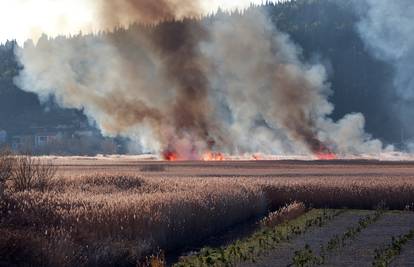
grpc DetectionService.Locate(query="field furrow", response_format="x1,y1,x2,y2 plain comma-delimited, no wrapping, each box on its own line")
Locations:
324,212,414,267
389,233,414,267
240,210,373,267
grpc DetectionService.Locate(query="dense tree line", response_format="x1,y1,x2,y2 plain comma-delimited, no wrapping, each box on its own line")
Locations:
0,0,399,146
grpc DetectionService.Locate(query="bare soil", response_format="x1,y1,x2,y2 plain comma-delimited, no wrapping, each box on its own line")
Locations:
391,238,414,267
324,211,414,267
240,210,374,267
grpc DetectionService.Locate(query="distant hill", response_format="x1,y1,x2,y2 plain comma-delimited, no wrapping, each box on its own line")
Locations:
0,0,400,146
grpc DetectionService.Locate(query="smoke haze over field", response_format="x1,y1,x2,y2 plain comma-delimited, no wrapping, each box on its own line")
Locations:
356,0,414,148
14,1,392,158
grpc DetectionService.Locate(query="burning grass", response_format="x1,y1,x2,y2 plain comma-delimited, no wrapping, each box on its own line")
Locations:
1,160,414,266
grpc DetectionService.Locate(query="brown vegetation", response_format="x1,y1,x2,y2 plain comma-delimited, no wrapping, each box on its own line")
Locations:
10,154,57,192
140,164,166,172
1,175,266,266
1,159,414,266
261,201,307,228
0,148,14,198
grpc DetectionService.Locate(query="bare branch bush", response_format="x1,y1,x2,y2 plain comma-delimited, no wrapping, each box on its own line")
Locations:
35,160,58,192
0,148,14,198
11,155,58,192
12,155,37,192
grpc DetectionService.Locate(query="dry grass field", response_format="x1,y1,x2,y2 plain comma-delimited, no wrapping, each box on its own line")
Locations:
1,158,414,266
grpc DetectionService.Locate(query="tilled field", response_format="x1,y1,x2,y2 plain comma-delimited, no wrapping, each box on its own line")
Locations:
179,210,414,267
241,210,375,267
392,239,414,267
324,212,414,266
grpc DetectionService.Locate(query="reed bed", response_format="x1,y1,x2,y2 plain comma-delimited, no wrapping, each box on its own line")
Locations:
1,174,267,266
1,160,414,266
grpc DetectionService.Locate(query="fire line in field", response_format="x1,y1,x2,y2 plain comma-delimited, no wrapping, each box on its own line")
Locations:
314,144,337,160
162,148,338,161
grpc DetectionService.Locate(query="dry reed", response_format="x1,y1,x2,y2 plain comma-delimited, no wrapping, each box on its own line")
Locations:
1,160,414,266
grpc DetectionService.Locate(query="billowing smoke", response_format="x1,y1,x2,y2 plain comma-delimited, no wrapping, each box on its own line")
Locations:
203,9,388,156
356,0,414,148
97,0,201,26
203,10,330,155
14,2,389,158
16,0,225,159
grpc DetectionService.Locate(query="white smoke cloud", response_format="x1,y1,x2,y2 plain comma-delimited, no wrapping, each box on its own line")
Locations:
202,9,387,155
318,113,393,155
15,33,168,153
14,4,389,157
356,0,414,144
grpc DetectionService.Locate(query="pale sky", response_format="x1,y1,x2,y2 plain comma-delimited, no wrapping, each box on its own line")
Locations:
0,0,278,44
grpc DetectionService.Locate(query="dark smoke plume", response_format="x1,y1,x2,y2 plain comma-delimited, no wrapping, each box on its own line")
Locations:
16,0,224,159
97,0,202,26
149,21,219,155
97,0,225,158
14,2,390,158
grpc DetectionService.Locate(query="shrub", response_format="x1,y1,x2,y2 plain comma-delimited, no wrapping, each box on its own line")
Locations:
141,251,166,267
11,155,38,192
11,155,57,192
0,148,14,198
34,159,58,192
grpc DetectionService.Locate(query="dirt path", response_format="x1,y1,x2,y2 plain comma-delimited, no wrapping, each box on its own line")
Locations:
323,212,414,267
239,210,373,267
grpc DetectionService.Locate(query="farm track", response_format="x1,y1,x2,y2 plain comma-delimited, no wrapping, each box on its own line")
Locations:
240,210,373,267
391,238,414,267
323,212,414,267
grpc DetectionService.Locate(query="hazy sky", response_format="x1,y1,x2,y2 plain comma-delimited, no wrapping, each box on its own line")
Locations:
0,0,278,44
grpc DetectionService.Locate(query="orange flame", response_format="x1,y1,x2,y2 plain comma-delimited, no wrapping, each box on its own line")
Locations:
315,144,337,160
252,154,263,160
163,150,178,161
316,152,337,160
202,151,225,161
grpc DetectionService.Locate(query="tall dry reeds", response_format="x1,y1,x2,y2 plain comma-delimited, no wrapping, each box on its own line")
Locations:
261,201,307,228
2,163,414,266
257,176,414,210
2,175,267,266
